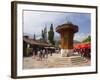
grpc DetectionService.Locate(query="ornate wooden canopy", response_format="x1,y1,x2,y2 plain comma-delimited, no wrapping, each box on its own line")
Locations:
56,23,78,33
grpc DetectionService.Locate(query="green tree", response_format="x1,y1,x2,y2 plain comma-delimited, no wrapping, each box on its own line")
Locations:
33,34,36,40
41,29,45,40
41,27,47,41
48,24,55,45
55,40,61,47
82,35,91,43
44,27,47,41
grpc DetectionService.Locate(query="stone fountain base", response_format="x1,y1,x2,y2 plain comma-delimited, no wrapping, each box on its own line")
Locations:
60,49,74,57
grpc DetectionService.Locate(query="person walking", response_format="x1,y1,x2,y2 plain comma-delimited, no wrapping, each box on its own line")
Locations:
45,49,48,58
37,49,43,61
42,49,46,59
32,49,35,59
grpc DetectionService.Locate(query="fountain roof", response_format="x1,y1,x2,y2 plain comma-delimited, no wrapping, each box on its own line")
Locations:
56,23,78,33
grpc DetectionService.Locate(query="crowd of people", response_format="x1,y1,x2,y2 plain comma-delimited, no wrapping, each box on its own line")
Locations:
31,45,91,61
74,48,91,59
32,48,54,61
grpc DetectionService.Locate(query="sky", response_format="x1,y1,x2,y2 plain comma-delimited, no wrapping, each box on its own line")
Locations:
23,10,91,42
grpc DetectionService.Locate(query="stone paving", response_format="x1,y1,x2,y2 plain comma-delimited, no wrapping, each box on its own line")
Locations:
23,53,91,69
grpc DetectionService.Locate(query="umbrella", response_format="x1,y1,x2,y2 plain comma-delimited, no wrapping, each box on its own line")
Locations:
81,43,91,49
74,43,91,49
74,44,81,49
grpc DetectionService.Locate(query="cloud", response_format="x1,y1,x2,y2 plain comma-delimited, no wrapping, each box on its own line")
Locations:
23,10,90,41
74,33,90,42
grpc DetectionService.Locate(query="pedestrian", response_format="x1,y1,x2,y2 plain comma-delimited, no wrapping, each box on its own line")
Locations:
45,49,48,58
37,50,41,61
50,49,53,56
32,49,35,59
42,49,46,59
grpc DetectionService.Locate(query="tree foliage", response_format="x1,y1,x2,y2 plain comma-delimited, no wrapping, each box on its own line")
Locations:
41,27,47,41
41,29,45,40
44,27,47,41
82,35,91,43
48,24,55,45
33,34,36,40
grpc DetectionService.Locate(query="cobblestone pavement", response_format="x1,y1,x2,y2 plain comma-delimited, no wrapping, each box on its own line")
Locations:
23,53,91,69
